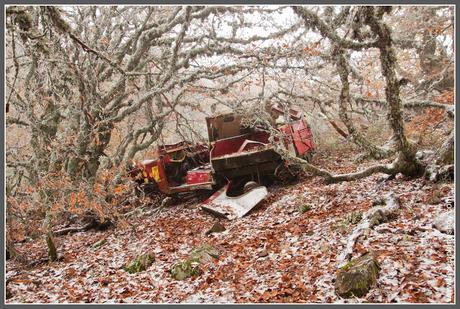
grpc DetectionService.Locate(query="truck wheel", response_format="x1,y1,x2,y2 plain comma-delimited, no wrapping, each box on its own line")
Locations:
243,181,260,193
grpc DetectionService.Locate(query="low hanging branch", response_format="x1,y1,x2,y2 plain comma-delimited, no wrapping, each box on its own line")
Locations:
328,119,349,139
333,47,392,159
46,7,126,75
354,96,455,118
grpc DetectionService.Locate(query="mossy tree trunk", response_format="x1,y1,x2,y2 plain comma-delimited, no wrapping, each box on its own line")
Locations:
437,129,454,165
334,47,392,159
363,7,425,177
43,206,58,262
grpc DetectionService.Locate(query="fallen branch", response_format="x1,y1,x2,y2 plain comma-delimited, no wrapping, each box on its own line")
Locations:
283,149,398,184
328,120,349,139
337,193,400,268
53,221,97,236
329,162,396,183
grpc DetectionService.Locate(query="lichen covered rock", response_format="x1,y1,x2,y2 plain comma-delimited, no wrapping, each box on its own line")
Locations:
368,209,385,227
205,222,226,235
124,252,155,274
170,259,202,280
189,244,219,262
171,244,219,280
433,210,454,235
335,252,380,298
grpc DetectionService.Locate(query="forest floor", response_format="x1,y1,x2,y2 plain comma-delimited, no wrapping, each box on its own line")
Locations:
5,144,455,304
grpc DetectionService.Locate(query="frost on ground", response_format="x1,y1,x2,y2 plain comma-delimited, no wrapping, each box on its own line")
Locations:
6,153,455,304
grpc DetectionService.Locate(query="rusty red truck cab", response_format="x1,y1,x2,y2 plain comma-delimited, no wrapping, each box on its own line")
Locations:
129,104,315,218
130,141,214,195
206,105,315,180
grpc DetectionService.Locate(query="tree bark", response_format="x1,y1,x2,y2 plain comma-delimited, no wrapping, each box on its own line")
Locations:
363,7,424,177
43,209,58,262
334,47,391,159
437,130,454,165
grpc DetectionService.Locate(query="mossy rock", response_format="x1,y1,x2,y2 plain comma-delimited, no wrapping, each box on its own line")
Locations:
124,253,155,274
332,221,351,235
346,211,363,225
298,204,312,214
205,222,226,235
433,210,454,235
170,258,202,280
335,252,380,298
171,244,219,280
368,209,385,227
6,287,12,299
189,244,219,263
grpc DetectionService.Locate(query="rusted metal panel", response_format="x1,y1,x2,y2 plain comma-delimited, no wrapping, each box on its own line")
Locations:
169,182,214,194
206,114,244,142
211,148,281,176
186,167,213,185
278,119,315,157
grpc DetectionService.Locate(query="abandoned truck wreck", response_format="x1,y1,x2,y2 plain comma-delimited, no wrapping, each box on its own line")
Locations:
129,105,315,219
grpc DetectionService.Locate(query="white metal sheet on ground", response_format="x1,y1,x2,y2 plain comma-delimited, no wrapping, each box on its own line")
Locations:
201,184,268,220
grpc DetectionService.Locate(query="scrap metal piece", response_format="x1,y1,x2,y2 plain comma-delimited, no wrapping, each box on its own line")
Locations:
201,183,268,220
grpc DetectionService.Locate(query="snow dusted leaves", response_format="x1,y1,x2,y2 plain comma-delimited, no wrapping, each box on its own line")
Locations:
6,158,454,303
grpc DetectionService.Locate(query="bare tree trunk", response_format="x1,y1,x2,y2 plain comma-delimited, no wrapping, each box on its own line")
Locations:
43,208,58,262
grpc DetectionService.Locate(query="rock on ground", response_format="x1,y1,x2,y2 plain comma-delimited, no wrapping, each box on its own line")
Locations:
433,211,454,235
335,252,380,298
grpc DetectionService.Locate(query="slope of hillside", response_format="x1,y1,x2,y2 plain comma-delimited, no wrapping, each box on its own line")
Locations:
6,150,454,304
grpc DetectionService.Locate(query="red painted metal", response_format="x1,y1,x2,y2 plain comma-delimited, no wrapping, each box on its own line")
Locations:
211,131,270,158
186,169,212,185
130,142,211,195
279,119,315,157
130,106,315,198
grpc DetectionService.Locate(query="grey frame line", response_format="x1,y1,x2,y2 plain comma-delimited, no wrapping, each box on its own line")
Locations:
1,1,457,308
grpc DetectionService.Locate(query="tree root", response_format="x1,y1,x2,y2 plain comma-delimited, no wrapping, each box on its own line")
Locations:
424,164,454,182
337,193,400,268
53,223,94,236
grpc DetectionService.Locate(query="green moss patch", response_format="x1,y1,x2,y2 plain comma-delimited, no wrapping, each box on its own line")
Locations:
124,253,155,274
205,222,226,235
298,204,312,214
335,252,380,298
170,244,219,280
345,211,363,225
170,259,202,280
